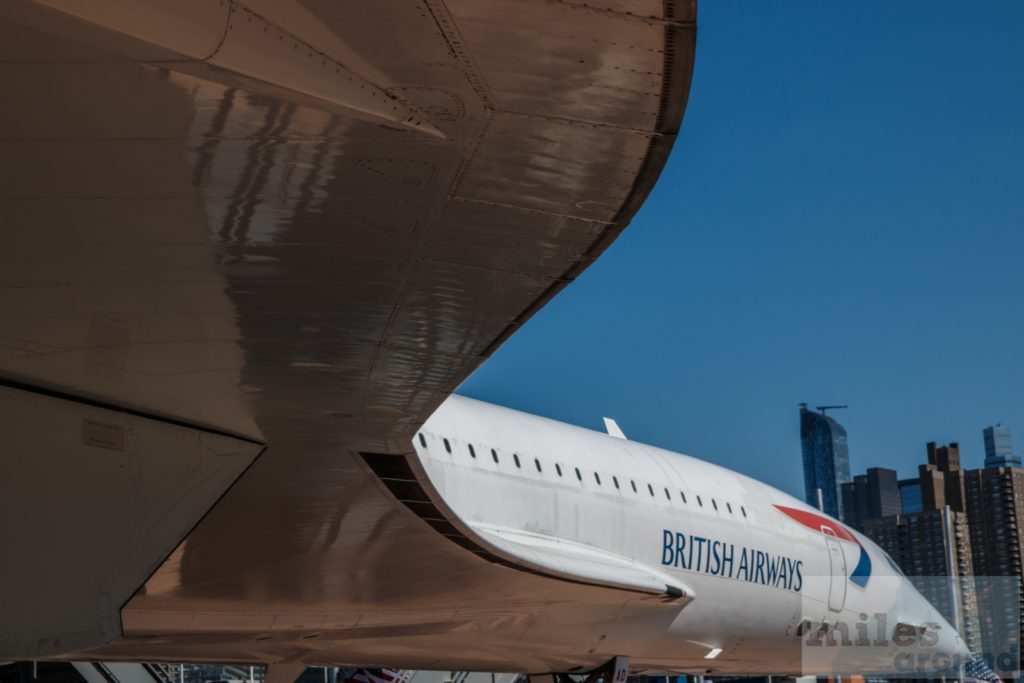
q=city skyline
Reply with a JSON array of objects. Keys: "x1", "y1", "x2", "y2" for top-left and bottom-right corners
[
  {"x1": 843, "y1": 434, "x2": 1024, "y2": 673},
  {"x1": 459, "y1": 1, "x2": 1024, "y2": 501}
]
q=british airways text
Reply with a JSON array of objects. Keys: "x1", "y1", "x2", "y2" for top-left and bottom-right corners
[{"x1": 661, "y1": 529, "x2": 804, "y2": 592}]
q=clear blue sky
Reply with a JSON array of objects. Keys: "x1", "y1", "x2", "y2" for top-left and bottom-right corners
[{"x1": 459, "y1": 1, "x2": 1024, "y2": 498}]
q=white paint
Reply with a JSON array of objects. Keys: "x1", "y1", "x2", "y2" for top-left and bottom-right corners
[
  {"x1": 410, "y1": 395, "x2": 970, "y2": 676},
  {"x1": 603, "y1": 417, "x2": 626, "y2": 440}
]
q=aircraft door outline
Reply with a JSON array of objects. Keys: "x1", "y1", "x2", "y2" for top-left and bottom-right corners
[{"x1": 821, "y1": 525, "x2": 847, "y2": 612}]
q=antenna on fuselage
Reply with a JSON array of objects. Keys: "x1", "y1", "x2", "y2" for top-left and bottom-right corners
[{"x1": 603, "y1": 417, "x2": 626, "y2": 440}]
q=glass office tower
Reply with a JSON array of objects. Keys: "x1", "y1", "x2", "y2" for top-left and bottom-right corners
[
  {"x1": 800, "y1": 403, "x2": 851, "y2": 519},
  {"x1": 983, "y1": 423, "x2": 1020, "y2": 468}
]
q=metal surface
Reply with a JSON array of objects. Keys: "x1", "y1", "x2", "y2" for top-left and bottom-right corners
[
  {"x1": 0, "y1": 0, "x2": 695, "y2": 670},
  {"x1": 0, "y1": 384, "x2": 262, "y2": 658}
]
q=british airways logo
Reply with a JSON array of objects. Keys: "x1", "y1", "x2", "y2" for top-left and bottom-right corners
[
  {"x1": 660, "y1": 530, "x2": 805, "y2": 592},
  {"x1": 773, "y1": 504, "x2": 872, "y2": 588}
]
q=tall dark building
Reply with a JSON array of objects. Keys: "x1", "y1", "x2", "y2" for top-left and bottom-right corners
[
  {"x1": 841, "y1": 467, "x2": 901, "y2": 531},
  {"x1": 919, "y1": 442, "x2": 966, "y2": 513},
  {"x1": 984, "y1": 423, "x2": 1021, "y2": 469},
  {"x1": 963, "y1": 465, "x2": 1024, "y2": 665},
  {"x1": 799, "y1": 403, "x2": 851, "y2": 519}
]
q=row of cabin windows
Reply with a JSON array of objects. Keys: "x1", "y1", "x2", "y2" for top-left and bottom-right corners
[{"x1": 420, "y1": 432, "x2": 747, "y2": 519}]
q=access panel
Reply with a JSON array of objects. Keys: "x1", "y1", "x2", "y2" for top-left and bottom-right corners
[{"x1": 0, "y1": 384, "x2": 262, "y2": 658}]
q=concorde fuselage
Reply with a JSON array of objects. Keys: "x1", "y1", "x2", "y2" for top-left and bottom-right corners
[{"x1": 410, "y1": 395, "x2": 969, "y2": 677}]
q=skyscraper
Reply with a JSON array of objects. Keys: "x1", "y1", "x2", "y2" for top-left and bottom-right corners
[
  {"x1": 919, "y1": 442, "x2": 966, "y2": 513},
  {"x1": 799, "y1": 403, "x2": 851, "y2": 519},
  {"x1": 963, "y1": 465, "x2": 1024, "y2": 665},
  {"x1": 840, "y1": 467, "x2": 901, "y2": 531},
  {"x1": 983, "y1": 423, "x2": 1021, "y2": 468}
]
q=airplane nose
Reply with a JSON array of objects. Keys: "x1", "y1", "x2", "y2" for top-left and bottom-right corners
[
  {"x1": 917, "y1": 594, "x2": 974, "y2": 676},
  {"x1": 936, "y1": 617, "x2": 971, "y2": 659},
  {"x1": 882, "y1": 578, "x2": 974, "y2": 678}
]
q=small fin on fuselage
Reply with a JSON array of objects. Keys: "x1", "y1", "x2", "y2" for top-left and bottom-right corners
[{"x1": 603, "y1": 417, "x2": 626, "y2": 439}]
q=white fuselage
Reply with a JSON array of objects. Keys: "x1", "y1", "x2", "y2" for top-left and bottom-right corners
[{"x1": 412, "y1": 395, "x2": 969, "y2": 677}]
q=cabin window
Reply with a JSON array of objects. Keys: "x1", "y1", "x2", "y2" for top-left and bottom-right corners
[
  {"x1": 680, "y1": 491, "x2": 687, "y2": 504},
  {"x1": 647, "y1": 484, "x2": 654, "y2": 497},
  {"x1": 513, "y1": 453, "x2": 521, "y2": 468},
  {"x1": 613, "y1": 476, "x2": 620, "y2": 489},
  {"x1": 664, "y1": 488, "x2": 671, "y2": 501},
  {"x1": 575, "y1": 467, "x2": 582, "y2": 482},
  {"x1": 468, "y1": 444, "x2": 476, "y2": 458},
  {"x1": 556, "y1": 464, "x2": 563, "y2": 477},
  {"x1": 697, "y1": 495, "x2": 703, "y2": 507},
  {"x1": 712, "y1": 499, "x2": 718, "y2": 511},
  {"x1": 631, "y1": 480, "x2": 638, "y2": 493},
  {"x1": 491, "y1": 448, "x2": 499, "y2": 464},
  {"x1": 727, "y1": 502, "x2": 733, "y2": 514},
  {"x1": 535, "y1": 458, "x2": 542, "y2": 473},
  {"x1": 418, "y1": 433, "x2": 426, "y2": 448},
  {"x1": 443, "y1": 438, "x2": 451, "y2": 454},
  {"x1": 741, "y1": 506, "x2": 747, "y2": 518},
  {"x1": 594, "y1": 472, "x2": 602, "y2": 485}
]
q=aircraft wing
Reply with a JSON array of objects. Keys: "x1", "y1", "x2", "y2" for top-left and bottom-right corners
[{"x1": 0, "y1": 0, "x2": 695, "y2": 670}]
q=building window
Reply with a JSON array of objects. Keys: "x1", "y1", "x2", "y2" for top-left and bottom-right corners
[
  {"x1": 556, "y1": 463, "x2": 563, "y2": 477},
  {"x1": 535, "y1": 458, "x2": 542, "y2": 473},
  {"x1": 613, "y1": 476, "x2": 620, "y2": 489},
  {"x1": 491, "y1": 448, "x2": 499, "y2": 464},
  {"x1": 443, "y1": 438, "x2": 451, "y2": 454},
  {"x1": 418, "y1": 433, "x2": 427, "y2": 448},
  {"x1": 468, "y1": 444, "x2": 476, "y2": 458},
  {"x1": 575, "y1": 467, "x2": 582, "y2": 481},
  {"x1": 513, "y1": 453, "x2": 521, "y2": 468},
  {"x1": 595, "y1": 472, "x2": 602, "y2": 485}
]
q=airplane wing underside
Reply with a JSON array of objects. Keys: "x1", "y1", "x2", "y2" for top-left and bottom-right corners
[{"x1": 0, "y1": 0, "x2": 695, "y2": 672}]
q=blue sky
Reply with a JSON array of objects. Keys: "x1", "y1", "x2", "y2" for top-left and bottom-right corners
[{"x1": 460, "y1": 1, "x2": 1024, "y2": 498}]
